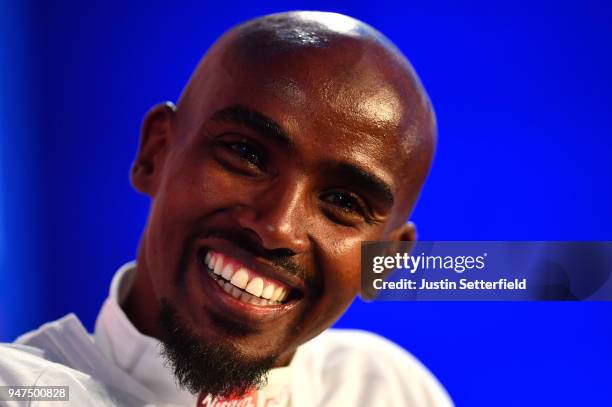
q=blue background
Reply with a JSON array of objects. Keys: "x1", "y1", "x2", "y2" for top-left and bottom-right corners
[{"x1": 1, "y1": 1, "x2": 611, "y2": 405}]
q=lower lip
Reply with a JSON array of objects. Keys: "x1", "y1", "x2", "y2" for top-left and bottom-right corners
[{"x1": 195, "y1": 257, "x2": 299, "y2": 323}]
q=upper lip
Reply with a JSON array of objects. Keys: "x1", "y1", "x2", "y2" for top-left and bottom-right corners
[{"x1": 198, "y1": 240, "x2": 307, "y2": 295}]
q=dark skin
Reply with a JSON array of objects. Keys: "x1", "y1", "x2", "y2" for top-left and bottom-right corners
[{"x1": 124, "y1": 12, "x2": 435, "y2": 371}]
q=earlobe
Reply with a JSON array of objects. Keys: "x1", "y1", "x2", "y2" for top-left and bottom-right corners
[{"x1": 130, "y1": 102, "x2": 177, "y2": 196}]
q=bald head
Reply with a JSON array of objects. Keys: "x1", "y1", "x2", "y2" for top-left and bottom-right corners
[{"x1": 175, "y1": 11, "x2": 435, "y2": 223}]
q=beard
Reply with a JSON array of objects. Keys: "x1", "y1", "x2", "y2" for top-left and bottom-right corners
[{"x1": 157, "y1": 298, "x2": 276, "y2": 398}]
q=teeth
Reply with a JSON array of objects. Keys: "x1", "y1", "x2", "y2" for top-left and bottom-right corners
[
  {"x1": 213, "y1": 254, "x2": 224, "y2": 275},
  {"x1": 245, "y1": 277, "x2": 264, "y2": 297},
  {"x1": 272, "y1": 286, "x2": 285, "y2": 302},
  {"x1": 214, "y1": 265, "x2": 223, "y2": 276},
  {"x1": 221, "y1": 264, "x2": 234, "y2": 280},
  {"x1": 230, "y1": 286, "x2": 242, "y2": 299},
  {"x1": 205, "y1": 251, "x2": 292, "y2": 304},
  {"x1": 261, "y1": 284, "x2": 275, "y2": 300},
  {"x1": 209, "y1": 253, "x2": 217, "y2": 269},
  {"x1": 230, "y1": 269, "x2": 249, "y2": 289},
  {"x1": 240, "y1": 292, "x2": 251, "y2": 303},
  {"x1": 215, "y1": 273, "x2": 283, "y2": 306}
]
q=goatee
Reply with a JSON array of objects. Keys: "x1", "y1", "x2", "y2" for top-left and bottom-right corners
[{"x1": 157, "y1": 299, "x2": 276, "y2": 398}]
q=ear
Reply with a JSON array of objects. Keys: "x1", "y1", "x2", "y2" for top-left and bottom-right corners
[
  {"x1": 383, "y1": 221, "x2": 417, "y2": 276},
  {"x1": 131, "y1": 102, "x2": 176, "y2": 196},
  {"x1": 388, "y1": 220, "x2": 417, "y2": 242},
  {"x1": 360, "y1": 222, "x2": 418, "y2": 301}
]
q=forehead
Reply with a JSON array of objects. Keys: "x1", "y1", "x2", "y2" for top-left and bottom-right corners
[
  {"x1": 226, "y1": 40, "x2": 407, "y2": 130},
  {"x1": 184, "y1": 43, "x2": 416, "y2": 181}
]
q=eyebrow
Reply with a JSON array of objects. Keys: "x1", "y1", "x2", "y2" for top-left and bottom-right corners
[
  {"x1": 334, "y1": 163, "x2": 395, "y2": 209},
  {"x1": 210, "y1": 105, "x2": 295, "y2": 150}
]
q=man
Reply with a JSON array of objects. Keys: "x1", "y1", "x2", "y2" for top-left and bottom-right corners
[{"x1": 0, "y1": 11, "x2": 452, "y2": 406}]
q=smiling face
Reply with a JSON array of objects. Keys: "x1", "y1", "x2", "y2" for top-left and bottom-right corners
[{"x1": 125, "y1": 11, "x2": 435, "y2": 397}]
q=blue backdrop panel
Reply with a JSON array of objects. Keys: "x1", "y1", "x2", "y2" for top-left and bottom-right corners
[{"x1": 1, "y1": 1, "x2": 611, "y2": 405}]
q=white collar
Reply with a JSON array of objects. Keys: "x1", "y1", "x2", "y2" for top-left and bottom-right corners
[{"x1": 94, "y1": 261, "x2": 197, "y2": 405}]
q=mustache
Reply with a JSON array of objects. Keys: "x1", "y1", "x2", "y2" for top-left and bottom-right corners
[{"x1": 198, "y1": 229, "x2": 308, "y2": 283}]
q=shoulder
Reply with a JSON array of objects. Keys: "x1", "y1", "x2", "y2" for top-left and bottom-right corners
[
  {"x1": 0, "y1": 342, "x2": 92, "y2": 387},
  {"x1": 0, "y1": 343, "x2": 50, "y2": 385},
  {"x1": 0, "y1": 343, "x2": 147, "y2": 407},
  {"x1": 0, "y1": 323, "x2": 151, "y2": 407},
  {"x1": 308, "y1": 328, "x2": 416, "y2": 356},
  {"x1": 300, "y1": 329, "x2": 432, "y2": 375},
  {"x1": 0, "y1": 313, "x2": 101, "y2": 389},
  {"x1": 294, "y1": 329, "x2": 453, "y2": 407}
]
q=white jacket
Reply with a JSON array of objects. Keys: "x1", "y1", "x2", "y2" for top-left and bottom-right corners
[{"x1": 0, "y1": 262, "x2": 453, "y2": 406}]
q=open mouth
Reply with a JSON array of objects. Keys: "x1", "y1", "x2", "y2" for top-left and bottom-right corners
[{"x1": 199, "y1": 249, "x2": 301, "y2": 307}]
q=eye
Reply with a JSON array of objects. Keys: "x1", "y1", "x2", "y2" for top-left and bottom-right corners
[
  {"x1": 212, "y1": 136, "x2": 268, "y2": 175},
  {"x1": 227, "y1": 141, "x2": 264, "y2": 168},
  {"x1": 322, "y1": 191, "x2": 360, "y2": 212},
  {"x1": 320, "y1": 190, "x2": 370, "y2": 225}
]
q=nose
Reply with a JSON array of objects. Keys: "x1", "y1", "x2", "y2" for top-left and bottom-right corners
[{"x1": 236, "y1": 179, "x2": 310, "y2": 255}]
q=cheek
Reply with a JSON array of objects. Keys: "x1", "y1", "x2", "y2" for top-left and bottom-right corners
[
  {"x1": 154, "y1": 150, "x2": 239, "y2": 223},
  {"x1": 325, "y1": 237, "x2": 363, "y2": 294},
  {"x1": 146, "y1": 147, "x2": 258, "y2": 248},
  {"x1": 294, "y1": 241, "x2": 363, "y2": 344},
  {"x1": 315, "y1": 237, "x2": 364, "y2": 318},
  {"x1": 144, "y1": 152, "x2": 234, "y2": 294},
  {"x1": 308, "y1": 229, "x2": 387, "y2": 329}
]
